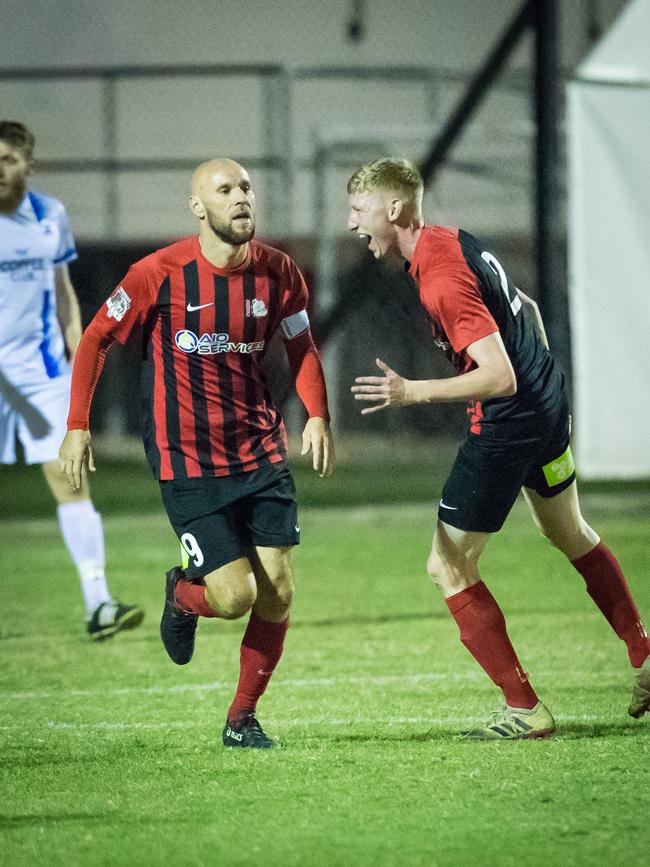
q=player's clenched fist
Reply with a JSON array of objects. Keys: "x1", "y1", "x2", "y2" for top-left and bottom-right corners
[
  {"x1": 59, "y1": 428, "x2": 95, "y2": 492},
  {"x1": 351, "y1": 358, "x2": 414, "y2": 415}
]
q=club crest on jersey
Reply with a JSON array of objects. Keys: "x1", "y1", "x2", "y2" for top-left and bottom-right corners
[
  {"x1": 246, "y1": 298, "x2": 268, "y2": 318},
  {"x1": 175, "y1": 329, "x2": 265, "y2": 355},
  {"x1": 106, "y1": 286, "x2": 131, "y2": 322}
]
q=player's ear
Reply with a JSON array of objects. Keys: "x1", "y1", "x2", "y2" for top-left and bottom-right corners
[
  {"x1": 387, "y1": 198, "x2": 403, "y2": 223},
  {"x1": 188, "y1": 195, "x2": 206, "y2": 220}
]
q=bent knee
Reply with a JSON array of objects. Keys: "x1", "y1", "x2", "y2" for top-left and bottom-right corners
[
  {"x1": 428, "y1": 535, "x2": 482, "y2": 596},
  {"x1": 206, "y1": 578, "x2": 257, "y2": 620},
  {"x1": 426, "y1": 550, "x2": 466, "y2": 595},
  {"x1": 217, "y1": 588, "x2": 257, "y2": 619},
  {"x1": 537, "y1": 519, "x2": 599, "y2": 560},
  {"x1": 273, "y1": 572, "x2": 295, "y2": 609},
  {"x1": 426, "y1": 549, "x2": 445, "y2": 585}
]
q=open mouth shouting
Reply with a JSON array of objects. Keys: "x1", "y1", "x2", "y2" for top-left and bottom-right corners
[{"x1": 356, "y1": 232, "x2": 376, "y2": 254}]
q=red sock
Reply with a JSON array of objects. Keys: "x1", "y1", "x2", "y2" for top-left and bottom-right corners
[
  {"x1": 228, "y1": 611, "x2": 289, "y2": 721},
  {"x1": 174, "y1": 579, "x2": 219, "y2": 618},
  {"x1": 446, "y1": 581, "x2": 539, "y2": 709},
  {"x1": 572, "y1": 542, "x2": 650, "y2": 668}
]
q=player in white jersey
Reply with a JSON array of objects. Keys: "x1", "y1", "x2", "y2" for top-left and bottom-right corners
[{"x1": 0, "y1": 120, "x2": 144, "y2": 639}]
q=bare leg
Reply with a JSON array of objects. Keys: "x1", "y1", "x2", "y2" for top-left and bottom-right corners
[
  {"x1": 522, "y1": 481, "x2": 599, "y2": 560},
  {"x1": 202, "y1": 557, "x2": 257, "y2": 619}
]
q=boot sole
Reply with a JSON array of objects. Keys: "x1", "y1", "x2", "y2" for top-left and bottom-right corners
[{"x1": 89, "y1": 608, "x2": 145, "y2": 641}]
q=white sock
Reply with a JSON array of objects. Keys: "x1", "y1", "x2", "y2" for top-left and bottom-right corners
[{"x1": 57, "y1": 500, "x2": 112, "y2": 617}]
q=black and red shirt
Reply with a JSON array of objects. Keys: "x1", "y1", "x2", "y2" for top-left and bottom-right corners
[
  {"x1": 409, "y1": 226, "x2": 563, "y2": 435},
  {"x1": 69, "y1": 237, "x2": 327, "y2": 479}
]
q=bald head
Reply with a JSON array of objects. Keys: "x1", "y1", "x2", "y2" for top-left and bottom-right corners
[
  {"x1": 191, "y1": 158, "x2": 244, "y2": 196},
  {"x1": 189, "y1": 158, "x2": 256, "y2": 246}
]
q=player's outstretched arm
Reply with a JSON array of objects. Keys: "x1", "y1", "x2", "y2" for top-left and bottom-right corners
[
  {"x1": 352, "y1": 336, "x2": 517, "y2": 413},
  {"x1": 301, "y1": 416, "x2": 335, "y2": 477},
  {"x1": 351, "y1": 358, "x2": 416, "y2": 414},
  {"x1": 59, "y1": 429, "x2": 95, "y2": 492}
]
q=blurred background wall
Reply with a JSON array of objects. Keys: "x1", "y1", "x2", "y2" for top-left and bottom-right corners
[
  {"x1": 1, "y1": 0, "x2": 641, "y2": 466},
  {"x1": 1, "y1": 0, "x2": 628, "y2": 240}
]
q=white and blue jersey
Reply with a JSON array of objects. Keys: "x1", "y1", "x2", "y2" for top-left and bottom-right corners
[{"x1": 0, "y1": 190, "x2": 77, "y2": 387}]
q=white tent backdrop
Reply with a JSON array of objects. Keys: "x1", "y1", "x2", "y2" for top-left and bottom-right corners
[{"x1": 567, "y1": 0, "x2": 650, "y2": 478}]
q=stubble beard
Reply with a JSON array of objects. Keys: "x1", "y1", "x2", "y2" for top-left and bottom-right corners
[
  {"x1": 206, "y1": 212, "x2": 255, "y2": 245},
  {"x1": 0, "y1": 175, "x2": 27, "y2": 214}
]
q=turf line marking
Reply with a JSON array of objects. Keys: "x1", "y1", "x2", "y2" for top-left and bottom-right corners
[
  {"x1": 0, "y1": 712, "x2": 607, "y2": 734},
  {"x1": 1, "y1": 671, "x2": 486, "y2": 702},
  {"x1": 1, "y1": 668, "x2": 628, "y2": 704}
]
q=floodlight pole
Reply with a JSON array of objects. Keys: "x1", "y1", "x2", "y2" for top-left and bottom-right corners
[
  {"x1": 418, "y1": 0, "x2": 572, "y2": 388},
  {"x1": 533, "y1": 0, "x2": 572, "y2": 388},
  {"x1": 419, "y1": 0, "x2": 534, "y2": 183}
]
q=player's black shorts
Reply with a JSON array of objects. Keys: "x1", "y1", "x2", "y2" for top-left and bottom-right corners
[
  {"x1": 438, "y1": 405, "x2": 576, "y2": 534},
  {"x1": 160, "y1": 462, "x2": 300, "y2": 579}
]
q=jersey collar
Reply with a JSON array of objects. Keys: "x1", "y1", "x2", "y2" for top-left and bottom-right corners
[{"x1": 192, "y1": 235, "x2": 253, "y2": 275}]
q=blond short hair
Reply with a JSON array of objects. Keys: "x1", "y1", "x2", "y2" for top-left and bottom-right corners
[{"x1": 347, "y1": 158, "x2": 423, "y2": 217}]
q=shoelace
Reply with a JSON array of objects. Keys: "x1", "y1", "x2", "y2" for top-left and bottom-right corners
[
  {"x1": 486, "y1": 707, "x2": 530, "y2": 734},
  {"x1": 239, "y1": 715, "x2": 270, "y2": 742}
]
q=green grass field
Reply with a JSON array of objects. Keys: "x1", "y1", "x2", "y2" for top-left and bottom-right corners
[{"x1": 1, "y1": 450, "x2": 649, "y2": 866}]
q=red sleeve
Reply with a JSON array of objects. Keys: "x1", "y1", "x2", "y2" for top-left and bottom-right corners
[
  {"x1": 67, "y1": 264, "x2": 154, "y2": 429},
  {"x1": 66, "y1": 322, "x2": 112, "y2": 429},
  {"x1": 95, "y1": 264, "x2": 155, "y2": 345},
  {"x1": 284, "y1": 330, "x2": 330, "y2": 422},
  {"x1": 420, "y1": 265, "x2": 498, "y2": 353},
  {"x1": 278, "y1": 257, "x2": 310, "y2": 338}
]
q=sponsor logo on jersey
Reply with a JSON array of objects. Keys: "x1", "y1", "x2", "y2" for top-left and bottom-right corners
[
  {"x1": 106, "y1": 286, "x2": 131, "y2": 321},
  {"x1": 0, "y1": 256, "x2": 47, "y2": 282},
  {"x1": 248, "y1": 298, "x2": 268, "y2": 318},
  {"x1": 174, "y1": 329, "x2": 265, "y2": 355}
]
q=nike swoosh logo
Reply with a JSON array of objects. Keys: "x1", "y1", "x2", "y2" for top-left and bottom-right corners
[
  {"x1": 294, "y1": 525, "x2": 300, "y2": 533},
  {"x1": 439, "y1": 500, "x2": 459, "y2": 510},
  {"x1": 186, "y1": 302, "x2": 213, "y2": 312}
]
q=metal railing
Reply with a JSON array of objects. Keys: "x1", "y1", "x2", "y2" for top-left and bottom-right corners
[{"x1": 0, "y1": 61, "x2": 531, "y2": 240}]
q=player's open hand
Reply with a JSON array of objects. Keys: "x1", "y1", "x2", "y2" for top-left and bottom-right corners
[
  {"x1": 58, "y1": 429, "x2": 95, "y2": 492},
  {"x1": 351, "y1": 358, "x2": 413, "y2": 414},
  {"x1": 301, "y1": 417, "x2": 335, "y2": 477}
]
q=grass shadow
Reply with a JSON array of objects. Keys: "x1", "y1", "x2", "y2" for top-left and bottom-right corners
[
  {"x1": 555, "y1": 720, "x2": 647, "y2": 739},
  {"x1": 0, "y1": 812, "x2": 110, "y2": 828}
]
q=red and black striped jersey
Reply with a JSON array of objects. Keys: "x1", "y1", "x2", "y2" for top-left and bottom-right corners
[
  {"x1": 409, "y1": 226, "x2": 564, "y2": 435},
  {"x1": 84, "y1": 236, "x2": 317, "y2": 479}
]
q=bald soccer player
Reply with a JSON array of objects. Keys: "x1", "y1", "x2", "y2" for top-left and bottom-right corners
[{"x1": 60, "y1": 159, "x2": 334, "y2": 749}]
